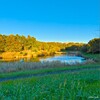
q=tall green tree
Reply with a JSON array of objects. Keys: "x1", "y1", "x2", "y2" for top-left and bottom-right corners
[{"x1": 88, "y1": 38, "x2": 100, "y2": 53}]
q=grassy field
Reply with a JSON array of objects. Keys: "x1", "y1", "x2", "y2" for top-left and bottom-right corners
[
  {"x1": 0, "y1": 69, "x2": 100, "y2": 99},
  {"x1": 0, "y1": 53, "x2": 100, "y2": 99}
]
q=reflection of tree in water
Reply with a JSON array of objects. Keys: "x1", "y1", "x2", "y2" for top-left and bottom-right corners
[{"x1": 23, "y1": 57, "x2": 40, "y2": 62}]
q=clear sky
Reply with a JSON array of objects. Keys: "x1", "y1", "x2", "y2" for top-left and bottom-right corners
[{"x1": 0, "y1": 0, "x2": 99, "y2": 43}]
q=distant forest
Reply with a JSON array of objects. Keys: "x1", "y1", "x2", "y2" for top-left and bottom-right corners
[{"x1": 0, "y1": 34, "x2": 100, "y2": 55}]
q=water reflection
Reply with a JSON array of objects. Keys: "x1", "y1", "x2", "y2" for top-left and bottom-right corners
[
  {"x1": 40, "y1": 55, "x2": 85, "y2": 64},
  {"x1": 0, "y1": 57, "x2": 40, "y2": 62},
  {"x1": 0, "y1": 54, "x2": 85, "y2": 64}
]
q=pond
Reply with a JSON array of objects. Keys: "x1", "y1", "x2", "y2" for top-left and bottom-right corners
[
  {"x1": 0, "y1": 54, "x2": 86, "y2": 64},
  {"x1": 40, "y1": 55, "x2": 86, "y2": 64}
]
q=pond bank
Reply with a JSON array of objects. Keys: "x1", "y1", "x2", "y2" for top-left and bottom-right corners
[
  {"x1": 0, "y1": 66, "x2": 100, "y2": 82},
  {"x1": 0, "y1": 51, "x2": 66, "y2": 62}
]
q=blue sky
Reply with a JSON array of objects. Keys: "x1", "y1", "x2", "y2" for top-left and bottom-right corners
[{"x1": 0, "y1": 0, "x2": 99, "y2": 43}]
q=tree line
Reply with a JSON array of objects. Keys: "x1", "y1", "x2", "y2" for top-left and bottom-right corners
[
  {"x1": 0, "y1": 34, "x2": 67, "y2": 56},
  {"x1": 0, "y1": 34, "x2": 99, "y2": 55},
  {"x1": 64, "y1": 38, "x2": 100, "y2": 54}
]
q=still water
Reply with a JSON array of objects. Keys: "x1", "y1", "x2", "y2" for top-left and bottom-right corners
[{"x1": 40, "y1": 55, "x2": 85, "y2": 64}]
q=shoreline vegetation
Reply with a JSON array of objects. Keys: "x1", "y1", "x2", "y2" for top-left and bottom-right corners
[
  {"x1": 0, "y1": 51, "x2": 67, "y2": 61},
  {"x1": 0, "y1": 51, "x2": 100, "y2": 73}
]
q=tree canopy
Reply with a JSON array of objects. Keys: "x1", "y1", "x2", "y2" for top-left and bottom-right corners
[{"x1": 0, "y1": 34, "x2": 99, "y2": 55}]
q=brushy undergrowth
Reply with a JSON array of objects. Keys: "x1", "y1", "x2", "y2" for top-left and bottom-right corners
[
  {"x1": 0, "y1": 70, "x2": 100, "y2": 100},
  {"x1": 0, "y1": 60, "x2": 96, "y2": 73},
  {"x1": 0, "y1": 61, "x2": 67, "y2": 73}
]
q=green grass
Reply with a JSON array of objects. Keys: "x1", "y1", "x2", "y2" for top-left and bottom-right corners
[{"x1": 0, "y1": 69, "x2": 100, "y2": 100}]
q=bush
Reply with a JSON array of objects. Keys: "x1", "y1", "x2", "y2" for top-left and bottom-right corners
[{"x1": 81, "y1": 44, "x2": 89, "y2": 53}]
